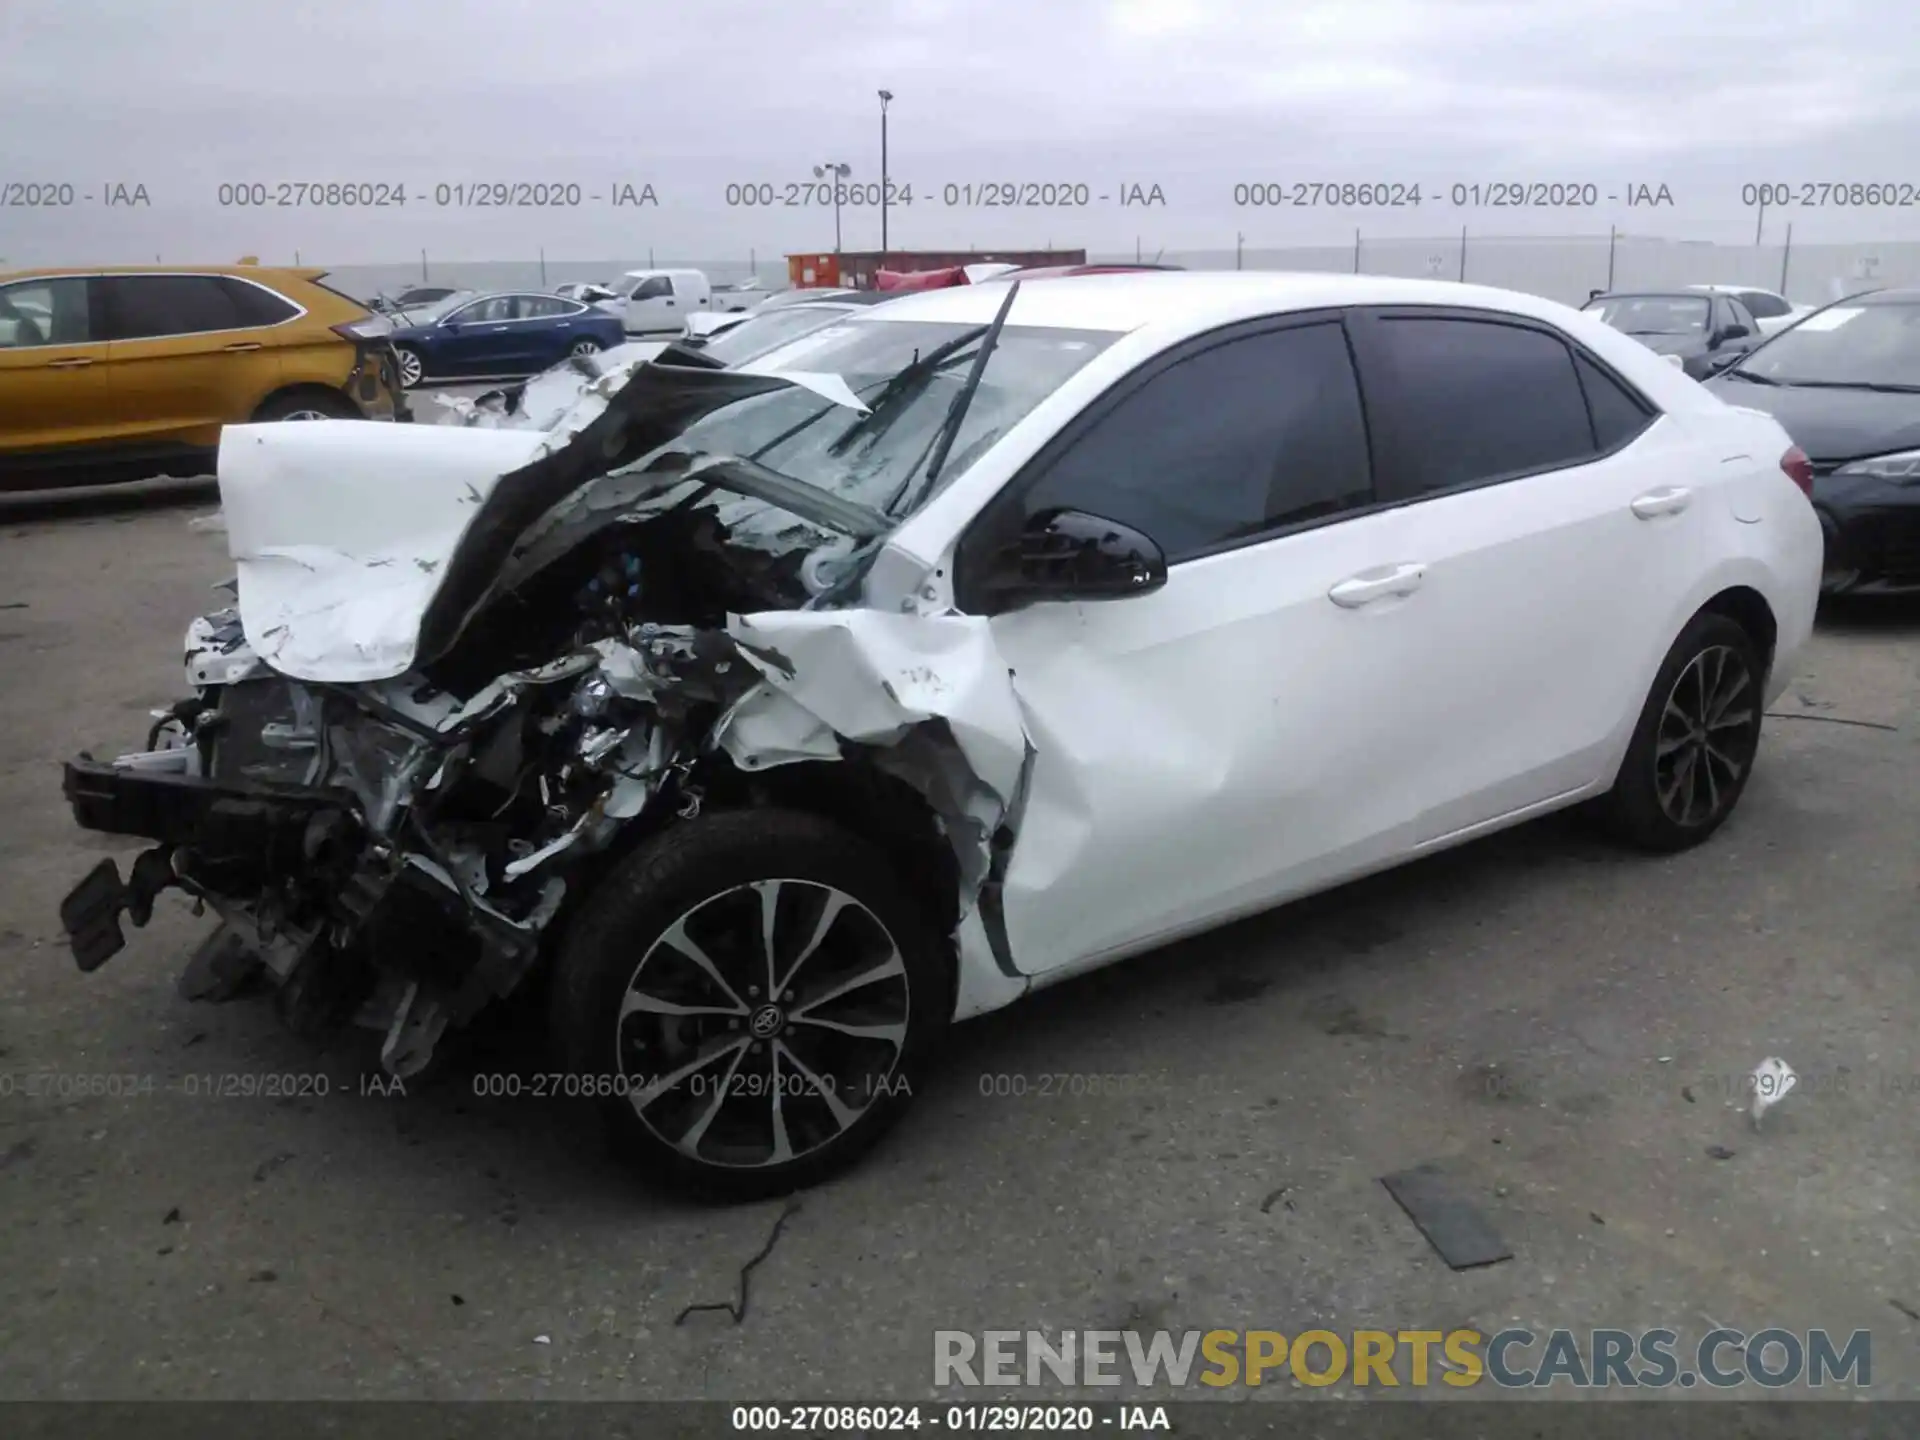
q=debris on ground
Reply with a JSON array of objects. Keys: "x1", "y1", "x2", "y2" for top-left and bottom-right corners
[
  {"x1": 162, "y1": 1207, "x2": 181, "y2": 1224},
  {"x1": 1260, "y1": 1185, "x2": 1294, "y2": 1214},
  {"x1": 675, "y1": 1197, "x2": 803, "y2": 1326},
  {"x1": 1380, "y1": 1163, "x2": 1512, "y2": 1270},
  {"x1": 186, "y1": 513, "x2": 227, "y2": 534},
  {"x1": 1749, "y1": 1057, "x2": 1797, "y2": 1127},
  {"x1": 1706, "y1": 1145, "x2": 1737, "y2": 1161}
]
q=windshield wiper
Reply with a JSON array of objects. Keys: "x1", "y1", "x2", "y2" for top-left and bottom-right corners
[
  {"x1": 885, "y1": 281, "x2": 1021, "y2": 515},
  {"x1": 826, "y1": 324, "x2": 989, "y2": 455},
  {"x1": 1772, "y1": 379, "x2": 1920, "y2": 393},
  {"x1": 1717, "y1": 366, "x2": 1777, "y2": 384}
]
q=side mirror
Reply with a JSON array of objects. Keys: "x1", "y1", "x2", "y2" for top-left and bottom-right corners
[{"x1": 982, "y1": 508, "x2": 1167, "y2": 608}]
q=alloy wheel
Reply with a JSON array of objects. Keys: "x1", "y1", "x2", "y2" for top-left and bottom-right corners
[
  {"x1": 615, "y1": 879, "x2": 911, "y2": 1170},
  {"x1": 1653, "y1": 644, "x2": 1758, "y2": 827},
  {"x1": 397, "y1": 349, "x2": 424, "y2": 387},
  {"x1": 569, "y1": 338, "x2": 601, "y2": 357},
  {"x1": 279, "y1": 408, "x2": 330, "y2": 421}
]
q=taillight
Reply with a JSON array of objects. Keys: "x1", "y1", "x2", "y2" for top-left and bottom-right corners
[{"x1": 1781, "y1": 445, "x2": 1814, "y2": 497}]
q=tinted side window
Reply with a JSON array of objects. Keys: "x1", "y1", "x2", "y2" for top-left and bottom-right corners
[
  {"x1": 453, "y1": 296, "x2": 514, "y2": 323},
  {"x1": 516, "y1": 295, "x2": 573, "y2": 318},
  {"x1": 1725, "y1": 298, "x2": 1758, "y2": 335},
  {"x1": 1740, "y1": 291, "x2": 1791, "y2": 319},
  {"x1": 632, "y1": 277, "x2": 673, "y2": 300},
  {"x1": 0, "y1": 277, "x2": 94, "y2": 348},
  {"x1": 101, "y1": 275, "x2": 248, "y2": 339},
  {"x1": 1014, "y1": 322, "x2": 1374, "y2": 563},
  {"x1": 1572, "y1": 352, "x2": 1654, "y2": 451},
  {"x1": 218, "y1": 278, "x2": 300, "y2": 326},
  {"x1": 1372, "y1": 318, "x2": 1594, "y2": 496}
]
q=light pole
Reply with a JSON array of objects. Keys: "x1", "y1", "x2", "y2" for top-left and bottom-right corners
[
  {"x1": 878, "y1": 89, "x2": 893, "y2": 257},
  {"x1": 814, "y1": 161, "x2": 851, "y2": 253}
]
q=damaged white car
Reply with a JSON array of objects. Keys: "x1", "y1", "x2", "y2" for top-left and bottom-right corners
[{"x1": 59, "y1": 273, "x2": 1821, "y2": 1199}]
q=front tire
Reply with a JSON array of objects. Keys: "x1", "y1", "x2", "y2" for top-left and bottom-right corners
[
  {"x1": 568, "y1": 338, "x2": 602, "y2": 358},
  {"x1": 394, "y1": 345, "x2": 425, "y2": 389},
  {"x1": 548, "y1": 809, "x2": 953, "y2": 1202},
  {"x1": 1596, "y1": 612, "x2": 1766, "y2": 852}
]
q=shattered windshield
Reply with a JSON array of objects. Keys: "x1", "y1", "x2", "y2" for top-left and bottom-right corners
[{"x1": 628, "y1": 318, "x2": 1121, "y2": 517}]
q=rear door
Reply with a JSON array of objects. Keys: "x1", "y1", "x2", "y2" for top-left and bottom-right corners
[
  {"x1": 97, "y1": 273, "x2": 283, "y2": 444},
  {"x1": 0, "y1": 275, "x2": 109, "y2": 467},
  {"x1": 1345, "y1": 307, "x2": 1709, "y2": 842},
  {"x1": 515, "y1": 294, "x2": 588, "y2": 370},
  {"x1": 958, "y1": 314, "x2": 1434, "y2": 975}
]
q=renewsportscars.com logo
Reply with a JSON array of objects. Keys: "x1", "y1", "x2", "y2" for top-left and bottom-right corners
[{"x1": 934, "y1": 1328, "x2": 1872, "y2": 1390}]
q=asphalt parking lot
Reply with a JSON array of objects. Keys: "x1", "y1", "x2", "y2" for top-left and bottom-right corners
[{"x1": 0, "y1": 484, "x2": 1915, "y2": 1405}]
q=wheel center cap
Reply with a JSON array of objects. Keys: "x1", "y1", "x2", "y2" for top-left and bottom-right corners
[{"x1": 749, "y1": 1004, "x2": 786, "y2": 1039}]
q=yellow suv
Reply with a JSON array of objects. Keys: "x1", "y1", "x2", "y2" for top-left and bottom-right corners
[{"x1": 0, "y1": 265, "x2": 409, "y2": 491}]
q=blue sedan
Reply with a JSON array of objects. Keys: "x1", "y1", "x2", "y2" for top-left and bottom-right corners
[{"x1": 387, "y1": 291, "x2": 627, "y2": 388}]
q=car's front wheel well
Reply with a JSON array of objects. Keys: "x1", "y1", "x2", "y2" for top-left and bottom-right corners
[
  {"x1": 706, "y1": 757, "x2": 964, "y2": 942},
  {"x1": 1696, "y1": 585, "x2": 1778, "y2": 679}
]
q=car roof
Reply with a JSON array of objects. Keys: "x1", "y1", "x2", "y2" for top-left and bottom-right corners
[
  {"x1": 0, "y1": 264, "x2": 333, "y2": 283},
  {"x1": 1585, "y1": 291, "x2": 1714, "y2": 302},
  {"x1": 1687, "y1": 283, "x2": 1775, "y2": 294},
  {"x1": 865, "y1": 271, "x2": 1619, "y2": 336},
  {"x1": 1835, "y1": 287, "x2": 1917, "y2": 306}
]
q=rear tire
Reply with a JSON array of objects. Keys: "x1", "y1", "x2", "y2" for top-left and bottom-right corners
[
  {"x1": 394, "y1": 345, "x2": 425, "y2": 389},
  {"x1": 254, "y1": 391, "x2": 356, "y2": 422},
  {"x1": 1595, "y1": 612, "x2": 1766, "y2": 853},
  {"x1": 548, "y1": 808, "x2": 952, "y2": 1202},
  {"x1": 568, "y1": 338, "x2": 602, "y2": 358}
]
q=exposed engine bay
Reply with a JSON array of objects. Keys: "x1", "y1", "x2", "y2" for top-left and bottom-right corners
[{"x1": 58, "y1": 354, "x2": 1034, "y2": 1079}]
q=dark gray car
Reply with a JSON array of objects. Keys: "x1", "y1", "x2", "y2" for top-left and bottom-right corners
[{"x1": 1581, "y1": 291, "x2": 1762, "y2": 379}]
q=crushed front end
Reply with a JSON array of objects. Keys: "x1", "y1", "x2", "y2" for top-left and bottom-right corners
[{"x1": 60, "y1": 603, "x2": 744, "y2": 1076}]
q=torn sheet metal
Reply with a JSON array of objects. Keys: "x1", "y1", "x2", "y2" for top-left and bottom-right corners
[
  {"x1": 218, "y1": 421, "x2": 548, "y2": 682},
  {"x1": 220, "y1": 360, "x2": 876, "y2": 686},
  {"x1": 713, "y1": 609, "x2": 1031, "y2": 902}
]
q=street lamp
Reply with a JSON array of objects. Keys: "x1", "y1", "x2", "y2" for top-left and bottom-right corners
[
  {"x1": 813, "y1": 161, "x2": 851, "y2": 253},
  {"x1": 878, "y1": 89, "x2": 893, "y2": 256}
]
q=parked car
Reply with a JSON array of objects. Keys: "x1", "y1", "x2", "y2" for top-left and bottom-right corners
[
  {"x1": 1581, "y1": 291, "x2": 1763, "y2": 378},
  {"x1": 56, "y1": 273, "x2": 1819, "y2": 1199},
  {"x1": 1689, "y1": 284, "x2": 1814, "y2": 336},
  {"x1": 369, "y1": 286, "x2": 464, "y2": 316},
  {"x1": 615, "y1": 269, "x2": 720, "y2": 335},
  {"x1": 386, "y1": 290, "x2": 626, "y2": 387},
  {"x1": 454, "y1": 293, "x2": 894, "y2": 429},
  {"x1": 0, "y1": 265, "x2": 407, "y2": 491},
  {"x1": 1706, "y1": 287, "x2": 1920, "y2": 594}
]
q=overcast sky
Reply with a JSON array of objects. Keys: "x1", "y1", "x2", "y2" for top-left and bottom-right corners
[{"x1": 4, "y1": 0, "x2": 1919, "y2": 266}]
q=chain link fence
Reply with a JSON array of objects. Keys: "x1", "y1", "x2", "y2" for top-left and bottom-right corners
[{"x1": 313, "y1": 233, "x2": 1916, "y2": 309}]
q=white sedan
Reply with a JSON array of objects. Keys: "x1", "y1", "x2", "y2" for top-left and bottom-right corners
[
  {"x1": 1688, "y1": 284, "x2": 1815, "y2": 335},
  {"x1": 60, "y1": 272, "x2": 1823, "y2": 1200}
]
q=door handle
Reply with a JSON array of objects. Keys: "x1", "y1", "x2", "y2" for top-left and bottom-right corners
[
  {"x1": 1630, "y1": 486, "x2": 1692, "y2": 519},
  {"x1": 1328, "y1": 562, "x2": 1426, "y2": 608},
  {"x1": 222, "y1": 341, "x2": 262, "y2": 352},
  {"x1": 45, "y1": 356, "x2": 94, "y2": 368}
]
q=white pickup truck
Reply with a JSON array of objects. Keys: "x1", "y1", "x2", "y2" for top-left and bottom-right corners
[{"x1": 613, "y1": 269, "x2": 763, "y2": 335}]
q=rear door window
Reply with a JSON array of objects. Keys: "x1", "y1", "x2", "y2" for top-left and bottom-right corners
[
  {"x1": 99, "y1": 275, "x2": 247, "y2": 340},
  {"x1": 1359, "y1": 314, "x2": 1598, "y2": 498}
]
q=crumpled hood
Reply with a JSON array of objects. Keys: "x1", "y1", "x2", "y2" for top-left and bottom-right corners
[{"x1": 220, "y1": 358, "x2": 874, "y2": 683}]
